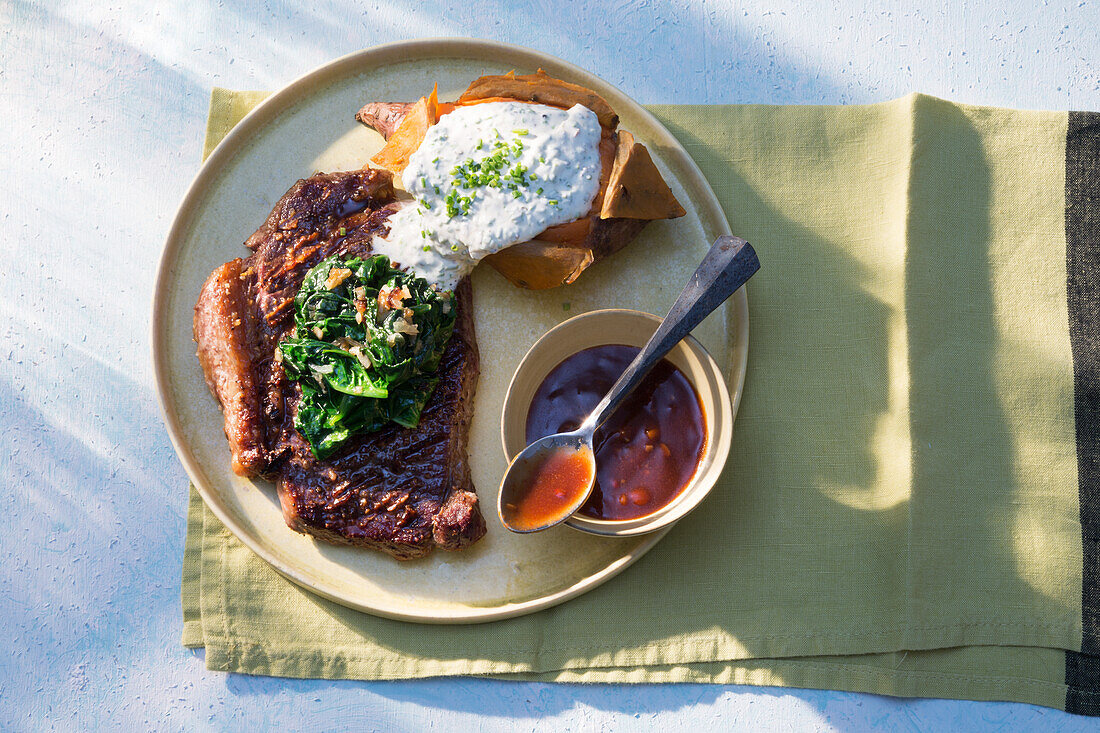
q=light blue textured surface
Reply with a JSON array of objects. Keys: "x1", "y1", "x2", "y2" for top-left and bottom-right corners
[{"x1": 4, "y1": 0, "x2": 1100, "y2": 729}]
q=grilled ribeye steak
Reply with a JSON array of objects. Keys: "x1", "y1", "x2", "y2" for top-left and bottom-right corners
[{"x1": 193, "y1": 167, "x2": 486, "y2": 560}]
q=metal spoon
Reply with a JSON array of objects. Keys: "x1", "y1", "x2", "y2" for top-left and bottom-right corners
[{"x1": 498, "y1": 235, "x2": 760, "y2": 533}]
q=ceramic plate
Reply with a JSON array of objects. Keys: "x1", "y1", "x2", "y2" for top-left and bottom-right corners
[{"x1": 152, "y1": 38, "x2": 748, "y2": 623}]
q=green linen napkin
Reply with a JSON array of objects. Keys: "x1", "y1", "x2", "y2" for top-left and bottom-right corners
[{"x1": 181, "y1": 88, "x2": 1100, "y2": 716}]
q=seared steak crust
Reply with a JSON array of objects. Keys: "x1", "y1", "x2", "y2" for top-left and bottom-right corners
[
  {"x1": 193, "y1": 167, "x2": 486, "y2": 560},
  {"x1": 194, "y1": 258, "x2": 266, "y2": 476}
]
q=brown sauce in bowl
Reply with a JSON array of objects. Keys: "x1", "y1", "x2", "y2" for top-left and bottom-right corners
[{"x1": 524, "y1": 344, "x2": 707, "y2": 521}]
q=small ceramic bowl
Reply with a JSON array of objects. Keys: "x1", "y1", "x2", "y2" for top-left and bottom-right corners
[{"x1": 501, "y1": 309, "x2": 734, "y2": 537}]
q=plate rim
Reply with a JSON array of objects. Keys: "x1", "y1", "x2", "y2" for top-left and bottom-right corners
[{"x1": 151, "y1": 37, "x2": 749, "y2": 624}]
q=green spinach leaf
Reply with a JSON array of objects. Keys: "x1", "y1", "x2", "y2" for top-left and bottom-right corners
[{"x1": 279, "y1": 254, "x2": 457, "y2": 459}]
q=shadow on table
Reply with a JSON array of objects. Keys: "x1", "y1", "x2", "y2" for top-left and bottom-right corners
[{"x1": 221, "y1": 673, "x2": 727, "y2": 717}]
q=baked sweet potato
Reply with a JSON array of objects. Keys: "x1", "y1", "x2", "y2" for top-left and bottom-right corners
[{"x1": 358, "y1": 71, "x2": 685, "y2": 289}]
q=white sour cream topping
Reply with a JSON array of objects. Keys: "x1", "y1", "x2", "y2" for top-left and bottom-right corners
[{"x1": 372, "y1": 101, "x2": 603, "y2": 289}]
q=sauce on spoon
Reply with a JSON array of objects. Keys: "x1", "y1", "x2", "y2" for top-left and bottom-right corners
[{"x1": 499, "y1": 446, "x2": 595, "y2": 532}]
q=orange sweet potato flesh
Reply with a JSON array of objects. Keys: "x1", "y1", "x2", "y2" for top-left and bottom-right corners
[
  {"x1": 370, "y1": 85, "x2": 440, "y2": 174},
  {"x1": 365, "y1": 73, "x2": 685, "y2": 289}
]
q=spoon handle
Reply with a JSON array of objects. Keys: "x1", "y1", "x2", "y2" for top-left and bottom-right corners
[{"x1": 581, "y1": 235, "x2": 759, "y2": 433}]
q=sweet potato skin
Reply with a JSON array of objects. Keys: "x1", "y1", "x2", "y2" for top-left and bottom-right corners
[
  {"x1": 457, "y1": 70, "x2": 619, "y2": 129},
  {"x1": 601, "y1": 129, "x2": 687, "y2": 221},
  {"x1": 484, "y1": 217, "x2": 648, "y2": 289},
  {"x1": 355, "y1": 102, "x2": 413, "y2": 140}
]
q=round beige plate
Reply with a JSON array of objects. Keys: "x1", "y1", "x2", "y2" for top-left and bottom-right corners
[{"x1": 153, "y1": 38, "x2": 749, "y2": 623}]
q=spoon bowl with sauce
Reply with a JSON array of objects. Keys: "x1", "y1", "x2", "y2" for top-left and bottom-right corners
[
  {"x1": 498, "y1": 235, "x2": 760, "y2": 533},
  {"x1": 497, "y1": 434, "x2": 596, "y2": 533}
]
